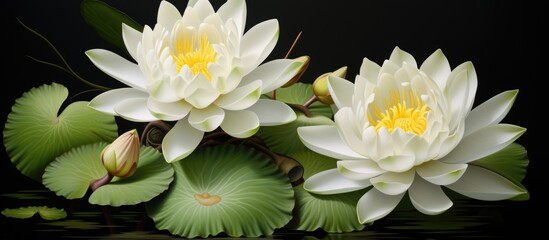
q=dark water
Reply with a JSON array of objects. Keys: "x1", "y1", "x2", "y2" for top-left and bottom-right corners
[{"x1": 0, "y1": 187, "x2": 529, "y2": 240}]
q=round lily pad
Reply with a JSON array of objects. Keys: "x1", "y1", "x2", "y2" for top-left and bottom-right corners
[
  {"x1": 42, "y1": 142, "x2": 174, "y2": 206},
  {"x1": 287, "y1": 150, "x2": 367, "y2": 233},
  {"x1": 1, "y1": 206, "x2": 67, "y2": 220},
  {"x1": 145, "y1": 144, "x2": 295, "y2": 238},
  {"x1": 3, "y1": 82, "x2": 118, "y2": 181}
]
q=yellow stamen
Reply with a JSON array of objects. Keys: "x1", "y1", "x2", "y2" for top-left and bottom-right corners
[
  {"x1": 172, "y1": 34, "x2": 217, "y2": 80},
  {"x1": 369, "y1": 89, "x2": 429, "y2": 135}
]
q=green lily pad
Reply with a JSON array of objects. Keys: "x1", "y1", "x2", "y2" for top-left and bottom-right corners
[
  {"x1": 146, "y1": 144, "x2": 295, "y2": 238},
  {"x1": 3, "y1": 82, "x2": 118, "y2": 181},
  {"x1": 271, "y1": 82, "x2": 334, "y2": 118},
  {"x1": 1, "y1": 206, "x2": 67, "y2": 220},
  {"x1": 287, "y1": 150, "x2": 366, "y2": 233},
  {"x1": 42, "y1": 142, "x2": 174, "y2": 206},
  {"x1": 256, "y1": 113, "x2": 334, "y2": 155}
]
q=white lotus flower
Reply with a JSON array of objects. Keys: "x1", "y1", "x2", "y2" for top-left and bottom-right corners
[
  {"x1": 86, "y1": 0, "x2": 301, "y2": 163},
  {"x1": 298, "y1": 47, "x2": 526, "y2": 224}
]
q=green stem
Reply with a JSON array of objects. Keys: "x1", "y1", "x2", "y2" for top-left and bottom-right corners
[{"x1": 89, "y1": 173, "x2": 113, "y2": 191}]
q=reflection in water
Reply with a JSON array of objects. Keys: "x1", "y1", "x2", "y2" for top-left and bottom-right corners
[{"x1": 1, "y1": 188, "x2": 509, "y2": 239}]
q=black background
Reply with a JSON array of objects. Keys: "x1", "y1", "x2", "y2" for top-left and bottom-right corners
[{"x1": 2, "y1": 0, "x2": 544, "y2": 238}]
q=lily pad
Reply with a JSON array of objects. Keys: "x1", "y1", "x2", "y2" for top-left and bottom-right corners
[
  {"x1": 1, "y1": 206, "x2": 66, "y2": 220},
  {"x1": 256, "y1": 113, "x2": 334, "y2": 155},
  {"x1": 42, "y1": 142, "x2": 174, "y2": 206},
  {"x1": 146, "y1": 144, "x2": 295, "y2": 238},
  {"x1": 271, "y1": 82, "x2": 334, "y2": 118},
  {"x1": 287, "y1": 150, "x2": 366, "y2": 233},
  {"x1": 471, "y1": 143, "x2": 528, "y2": 187},
  {"x1": 3, "y1": 82, "x2": 118, "y2": 181}
]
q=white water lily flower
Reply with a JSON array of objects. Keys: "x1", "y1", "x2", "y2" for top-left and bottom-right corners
[
  {"x1": 298, "y1": 47, "x2": 526, "y2": 224},
  {"x1": 86, "y1": 0, "x2": 301, "y2": 163}
]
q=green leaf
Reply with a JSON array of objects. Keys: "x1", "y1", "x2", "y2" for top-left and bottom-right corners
[
  {"x1": 271, "y1": 82, "x2": 334, "y2": 118},
  {"x1": 3, "y1": 83, "x2": 118, "y2": 181},
  {"x1": 286, "y1": 150, "x2": 366, "y2": 233},
  {"x1": 470, "y1": 143, "x2": 529, "y2": 200},
  {"x1": 256, "y1": 113, "x2": 334, "y2": 155},
  {"x1": 80, "y1": 0, "x2": 143, "y2": 54},
  {"x1": 146, "y1": 144, "x2": 295, "y2": 238},
  {"x1": 42, "y1": 142, "x2": 174, "y2": 206},
  {"x1": 2, "y1": 206, "x2": 67, "y2": 220}
]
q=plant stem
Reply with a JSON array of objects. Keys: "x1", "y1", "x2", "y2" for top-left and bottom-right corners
[{"x1": 89, "y1": 173, "x2": 113, "y2": 191}]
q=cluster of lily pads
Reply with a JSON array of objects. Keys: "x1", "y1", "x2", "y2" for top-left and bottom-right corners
[{"x1": 2, "y1": 0, "x2": 529, "y2": 238}]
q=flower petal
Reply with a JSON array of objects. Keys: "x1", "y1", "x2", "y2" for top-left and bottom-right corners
[
  {"x1": 359, "y1": 57, "x2": 381, "y2": 84},
  {"x1": 247, "y1": 99, "x2": 296, "y2": 126},
  {"x1": 444, "y1": 68, "x2": 471, "y2": 129},
  {"x1": 157, "y1": 0, "x2": 181, "y2": 30},
  {"x1": 148, "y1": 76, "x2": 182, "y2": 103},
  {"x1": 122, "y1": 24, "x2": 143, "y2": 61},
  {"x1": 441, "y1": 124, "x2": 526, "y2": 164},
  {"x1": 370, "y1": 170, "x2": 414, "y2": 195},
  {"x1": 408, "y1": 177, "x2": 453, "y2": 215},
  {"x1": 183, "y1": 74, "x2": 220, "y2": 109},
  {"x1": 147, "y1": 99, "x2": 192, "y2": 121},
  {"x1": 220, "y1": 110, "x2": 259, "y2": 138},
  {"x1": 446, "y1": 165, "x2": 527, "y2": 200},
  {"x1": 188, "y1": 106, "x2": 225, "y2": 132},
  {"x1": 297, "y1": 125, "x2": 366, "y2": 160},
  {"x1": 445, "y1": 61, "x2": 478, "y2": 121},
  {"x1": 389, "y1": 46, "x2": 417, "y2": 68},
  {"x1": 416, "y1": 161, "x2": 467, "y2": 185},
  {"x1": 304, "y1": 169, "x2": 371, "y2": 194},
  {"x1": 337, "y1": 160, "x2": 385, "y2": 181},
  {"x1": 191, "y1": 0, "x2": 215, "y2": 20},
  {"x1": 240, "y1": 19, "x2": 278, "y2": 73},
  {"x1": 241, "y1": 59, "x2": 303, "y2": 93},
  {"x1": 377, "y1": 155, "x2": 416, "y2": 173},
  {"x1": 334, "y1": 107, "x2": 368, "y2": 156},
  {"x1": 357, "y1": 188, "x2": 404, "y2": 224},
  {"x1": 88, "y1": 88, "x2": 149, "y2": 115},
  {"x1": 215, "y1": 80, "x2": 261, "y2": 110},
  {"x1": 328, "y1": 76, "x2": 354, "y2": 109},
  {"x1": 114, "y1": 98, "x2": 159, "y2": 122},
  {"x1": 419, "y1": 49, "x2": 451, "y2": 90},
  {"x1": 218, "y1": 0, "x2": 246, "y2": 35},
  {"x1": 86, "y1": 49, "x2": 147, "y2": 91},
  {"x1": 162, "y1": 119, "x2": 204, "y2": 163},
  {"x1": 464, "y1": 90, "x2": 518, "y2": 137}
]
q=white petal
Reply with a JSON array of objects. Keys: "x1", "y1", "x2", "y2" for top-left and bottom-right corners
[
  {"x1": 334, "y1": 107, "x2": 368, "y2": 156},
  {"x1": 162, "y1": 119, "x2": 204, "y2": 163},
  {"x1": 357, "y1": 188, "x2": 404, "y2": 224},
  {"x1": 304, "y1": 169, "x2": 371, "y2": 194},
  {"x1": 408, "y1": 177, "x2": 453, "y2": 215},
  {"x1": 192, "y1": 0, "x2": 215, "y2": 20},
  {"x1": 419, "y1": 49, "x2": 451, "y2": 90},
  {"x1": 147, "y1": 99, "x2": 192, "y2": 121},
  {"x1": 215, "y1": 80, "x2": 261, "y2": 110},
  {"x1": 389, "y1": 46, "x2": 417, "y2": 68},
  {"x1": 416, "y1": 161, "x2": 467, "y2": 185},
  {"x1": 122, "y1": 24, "x2": 142, "y2": 61},
  {"x1": 214, "y1": 67, "x2": 243, "y2": 94},
  {"x1": 114, "y1": 98, "x2": 159, "y2": 122},
  {"x1": 148, "y1": 77, "x2": 181, "y2": 102},
  {"x1": 241, "y1": 59, "x2": 302, "y2": 93},
  {"x1": 370, "y1": 170, "x2": 415, "y2": 195},
  {"x1": 240, "y1": 19, "x2": 278, "y2": 73},
  {"x1": 377, "y1": 155, "x2": 416, "y2": 173},
  {"x1": 337, "y1": 160, "x2": 385, "y2": 180},
  {"x1": 359, "y1": 57, "x2": 381, "y2": 84},
  {"x1": 445, "y1": 61, "x2": 477, "y2": 117},
  {"x1": 218, "y1": 0, "x2": 246, "y2": 35},
  {"x1": 86, "y1": 49, "x2": 147, "y2": 91},
  {"x1": 247, "y1": 99, "x2": 296, "y2": 126},
  {"x1": 464, "y1": 90, "x2": 518, "y2": 137},
  {"x1": 220, "y1": 110, "x2": 259, "y2": 138},
  {"x1": 297, "y1": 125, "x2": 366, "y2": 160},
  {"x1": 157, "y1": 0, "x2": 181, "y2": 30},
  {"x1": 328, "y1": 76, "x2": 354, "y2": 109},
  {"x1": 441, "y1": 124, "x2": 526, "y2": 164},
  {"x1": 444, "y1": 69, "x2": 470, "y2": 129},
  {"x1": 183, "y1": 74, "x2": 220, "y2": 109},
  {"x1": 446, "y1": 165, "x2": 527, "y2": 200},
  {"x1": 188, "y1": 106, "x2": 225, "y2": 132},
  {"x1": 88, "y1": 88, "x2": 148, "y2": 115}
]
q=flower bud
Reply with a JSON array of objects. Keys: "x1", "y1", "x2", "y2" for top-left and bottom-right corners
[
  {"x1": 101, "y1": 129, "x2": 140, "y2": 178},
  {"x1": 282, "y1": 55, "x2": 311, "y2": 88},
  {"x1": 312, "y1": 66, "x2": 347, "y2": 104}
]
